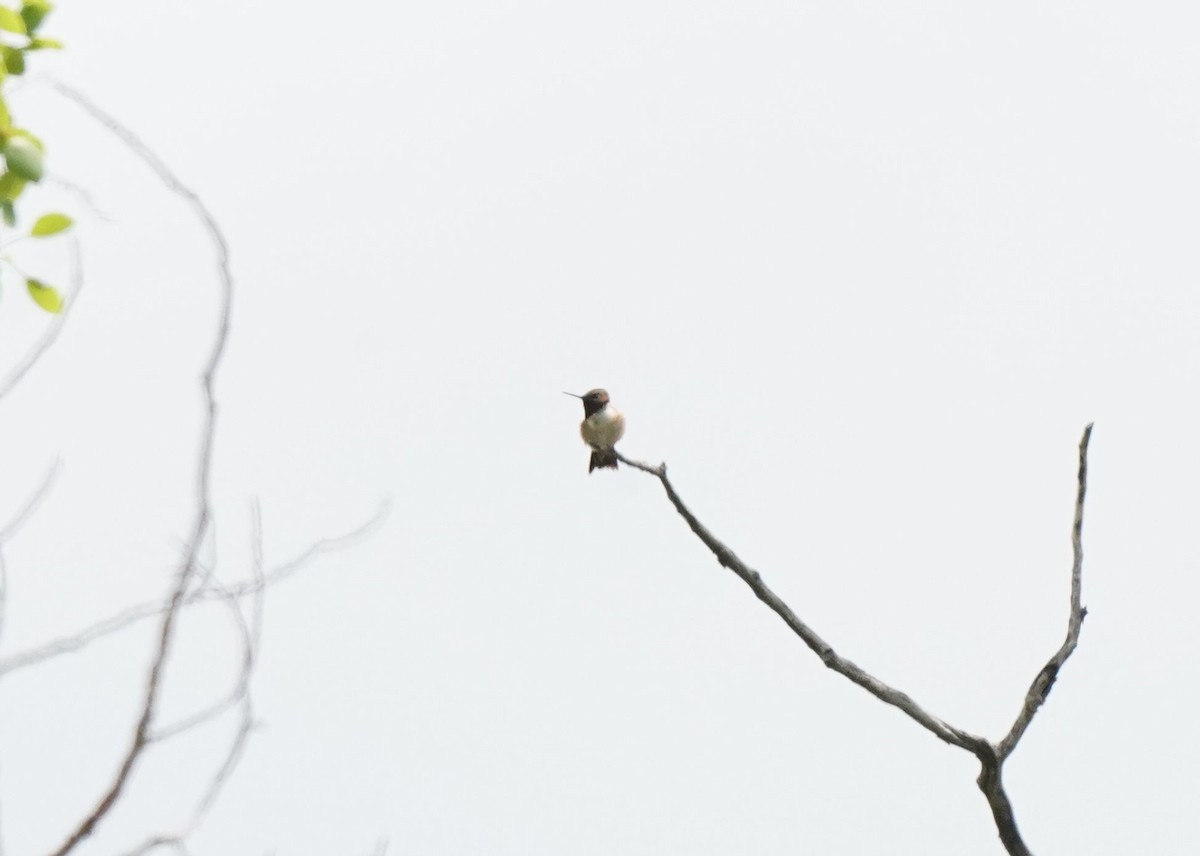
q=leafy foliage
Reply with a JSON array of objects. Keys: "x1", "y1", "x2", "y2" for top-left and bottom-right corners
[{"x1": 0, "y1": 1, "x2": 71, "y2": 312}]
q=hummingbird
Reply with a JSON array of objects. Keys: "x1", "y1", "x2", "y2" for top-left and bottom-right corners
[{"x1": 564, "y1": 388, "x2": 625, "y2": 473}]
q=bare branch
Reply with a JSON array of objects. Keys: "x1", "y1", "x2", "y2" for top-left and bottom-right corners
[
  {"x1": 0, "y1": 238, "x2": 83, "y2": 403},
  {"x1": 969, "y1": 424, "x2": 1094, "y2": 855},
  {"x1": 115, "y1": 504, "x2": 268, "y2": 856},
  {"x1": 615, "y1": 422, "x2": 1095, "y2": 856},
  {"x1": 612, "y1": 451, "x2": 989, "y2": 754},
  {"x1": 115, "y1": 837, "x2": 190, "y2": 856},
  {"x1": 0, "y1": 459, "x2": 61, "y2": 544},
  {"x1": 10, "y1": 67, "x2": 386, "y2": 856},
  {"x1": 997, "y1": 423, "x2": 1093, "y2": 760},
  {"x1": 0, "y1": 459, "x2": 62, "y2": 648},
  {"x1": 45, "y1": 174, "x2": 116, "y2": 222},
  {"x1": 45, "y1": 83, "x2": 234, "y2": 856},
  {"x1": 0, "y1": 499, "x2": 388, "y2": 678},
  {"x1": 149, "y1": 575, "x2": 255, "y2": 742},
  {"x1": 190, "y1": 506, "x2": 266, "y2": 824}
]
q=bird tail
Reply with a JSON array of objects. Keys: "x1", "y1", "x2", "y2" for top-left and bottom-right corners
[{"x1": 589, "y1": 449, "x2": 619, "y2": 473}]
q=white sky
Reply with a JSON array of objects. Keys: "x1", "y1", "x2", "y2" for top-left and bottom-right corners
[{"x1": 0, "y1": 1, "x2": 1198, "y2": 854}]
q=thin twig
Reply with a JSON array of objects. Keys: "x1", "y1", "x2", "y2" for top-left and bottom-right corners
[
  {"x1": 0, "y1": 237, "x2": 83, "y2": 403},
  {"x1": 0, "y1": 459, "x2": 62, "y2": 648},
  {"x1": 997, "y1": 423, "x2": 1093, "y2": 760},
  {"x1": 45, "y1": 82, "x2": 234, "y2": 856},
  {"x1": 45, "y1": 174, "x2": 115, "y2": 222},
  {"x1": 116, "y1": 504, "x2": 269, "y2": 856},
  {"x1": 0, "y1": 459, "x2": 61, "y2": 543},
  {"x1": 148, "y1": 574, "x2": 254, "y2": 743},
  {"x1": 188, "y1": 502, "x2": 267, "y2": 823},
  {"x1": 0, "y1": 499, "x2": 388, "y2": 677}
]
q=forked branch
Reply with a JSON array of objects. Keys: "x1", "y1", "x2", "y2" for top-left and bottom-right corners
[{"x1": 613, "y1": 422, "x2": 1094, "y2": 856}]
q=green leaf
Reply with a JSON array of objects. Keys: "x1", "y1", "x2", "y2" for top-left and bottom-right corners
[
  {"x1": 0, "y1": 170, "x2": 27, "y2": 202},
  {"x1": 0, "y1": 97, "x2": 10, "y2": 132},
  {"x1": 30, "y1": 212, "x2": 70, "y2": 236},
  {"x1": 0, "y1": 8, "x2": 27, "y2": 34},
  {"x1": 1, "y1": 46, "x2": 25, "y2": 76},
  {"x1": 26, "y1": 36, "x2": 62, "y2": 50},
  {"x1": 1, "y1": 200, "x2": 13, "y2": 227},
  {"x1": 4, "y1": 136, "x2": 42, "y2": 181},
  {"x1": 20, "y1": 1, "x2": 53, "y2": 33},
  {"x1": 26, "y1": 277, "x2": 62, "y2": 313}
]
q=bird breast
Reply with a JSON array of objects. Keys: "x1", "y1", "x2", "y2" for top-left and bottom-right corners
[{"x1": 581, "y1": 407, "x2": 625, "y2": 449}]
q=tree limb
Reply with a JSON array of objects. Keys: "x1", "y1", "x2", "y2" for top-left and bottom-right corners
[
  {"x1": 612, "y1": 422, "x2": 1095, "y2": 856},
  {"x1": 45, "y1": 83, "x2": 233, "y2": 856},
  {"x1": 612, "y1": 450, "x2": 989, "y2": 754}
]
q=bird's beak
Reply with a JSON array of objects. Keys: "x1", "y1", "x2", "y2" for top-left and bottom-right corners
[{"x1": 562, "y1": 391, "x2": 583, "y2": 398}]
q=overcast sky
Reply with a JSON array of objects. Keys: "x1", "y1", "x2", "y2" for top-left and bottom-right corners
[{"x1": 0, "y1": 2, "x2": 1198, "y2": 854}]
